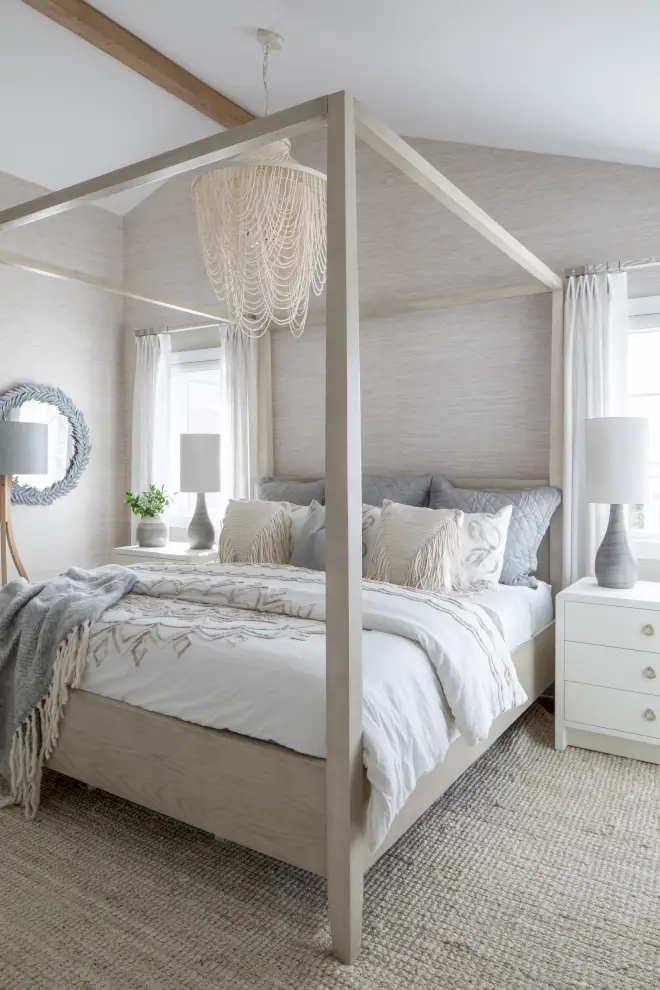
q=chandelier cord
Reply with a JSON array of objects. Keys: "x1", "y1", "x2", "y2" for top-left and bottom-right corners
[{"x1": 262, "y1": 42, "x2": 271, "y2": 116}]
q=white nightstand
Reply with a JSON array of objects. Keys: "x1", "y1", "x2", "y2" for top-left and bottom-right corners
[
  {"x1": 111, "y1": 543, "x2": 218, "y2": 567},
  {"x1": 556, "y1": 577, "x2": 660, "y2": 765}
]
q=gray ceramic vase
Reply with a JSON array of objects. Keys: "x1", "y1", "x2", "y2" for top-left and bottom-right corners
[
  {"x1": 595, "y1": 504, "x2": 637, "y2": 589},
  {"x1": 136, "y1": 514, "x2": 168, "y2": 548},
  {"x1": 187, "y1": 493, "x2": 216, "y2": 550}
]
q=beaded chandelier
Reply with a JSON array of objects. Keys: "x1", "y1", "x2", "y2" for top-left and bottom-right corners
[{"x1": 192, "y1": 31, "x2": 327, "y2": 337}]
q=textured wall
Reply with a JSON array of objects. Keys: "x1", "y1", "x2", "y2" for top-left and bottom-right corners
[
  {"x1": 0, "y1": 171, "x2": 127, "y2": 579},
  {"x1": 122, "y1": 134, "x2": 660, "y2": 481}
]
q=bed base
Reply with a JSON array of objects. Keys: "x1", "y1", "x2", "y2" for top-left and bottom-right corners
[{"x1": 47, "y1": 623, "x2": 554, "y2": 886}]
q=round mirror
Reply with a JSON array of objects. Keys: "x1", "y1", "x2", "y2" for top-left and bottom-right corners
[
  {"x1": 0, "y1": 384, "x2": 91, "y2": 505},
  {"x1": 12, "y1": 400, "x2": 73, "y2": 488}
]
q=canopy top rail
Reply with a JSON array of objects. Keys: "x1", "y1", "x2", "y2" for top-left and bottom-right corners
[{"x1": 0, "y1": 90, "x2": 561, "y2": 300}]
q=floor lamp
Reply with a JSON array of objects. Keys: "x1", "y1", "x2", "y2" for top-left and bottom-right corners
[{"x1": 0, "y1": 421, "x2": 48, "y2": 585}]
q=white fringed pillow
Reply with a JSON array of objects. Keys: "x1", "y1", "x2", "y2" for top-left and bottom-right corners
[
  {"x1": 367, "y1": 500, "x2": 464, "y2": 593},
  {"x1": 218, "y1": 499, "x2": 290, "y2": 564}
]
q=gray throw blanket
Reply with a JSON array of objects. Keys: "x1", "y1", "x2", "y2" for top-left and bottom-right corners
[{"x1": 0, "y1": 564, "x2": 136, "y2": 814}]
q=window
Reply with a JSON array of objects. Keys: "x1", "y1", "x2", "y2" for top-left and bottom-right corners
[
  {"x1": 628, "y1": 297, "x2": 660, "y2": 545},
  {"x1": 168, "y1": 347, "x2": 226, "y2": 531}
]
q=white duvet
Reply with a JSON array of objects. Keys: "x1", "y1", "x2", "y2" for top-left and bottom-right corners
[{"x1": 84, "y1": 563, "x2": 527, "y2": 848}]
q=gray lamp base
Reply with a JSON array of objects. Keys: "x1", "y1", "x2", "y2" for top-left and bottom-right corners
[
  {"x1": 187, "y1": 493, "x2": 215, "y2": 550},
  {"x1": 595, "y1": 503, "x2": 637, "y2": 590}
]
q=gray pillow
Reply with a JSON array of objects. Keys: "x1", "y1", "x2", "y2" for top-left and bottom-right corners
[
  {"x1": 362, "y1": 474, "x2": 432, "y2": 507},
  {"x1": 257, "y1": 477, "x2": 325, "y2": 506},
  {"x1": 290, "y1": 501, "x2": 326, "y2": 570},
  {"x1": 430, "y1": 476, "x2": 561, "y2": 588},
  {"x1": 289, "y1": 502, "x2": 382, "y2": 575}
]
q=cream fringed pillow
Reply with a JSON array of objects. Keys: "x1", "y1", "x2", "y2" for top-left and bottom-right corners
[
  {"x1": 367, "y1": 500, "x2": 464, "y2": 593},
  {"x1": 218, "y1": 499, "x2": 290, "y2": 564}
]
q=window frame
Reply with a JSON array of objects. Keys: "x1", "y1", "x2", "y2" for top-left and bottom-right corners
[
  {"x1": 628, "y1": 296, "x2": 660, "y2": 556},
  {"x1": 167, "y1": 346, "x2": 225, "y2": 532}
]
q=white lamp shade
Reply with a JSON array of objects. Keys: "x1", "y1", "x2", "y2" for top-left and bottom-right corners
[
  {"x1": 180, "y1": 433, "x2": 221, "y2": 493},
  {"x1": 586, "y1": 417, "x2": 649, "y2": 504},
  {"x1": 0, "y1": 421, "x2": 48, "y2": 475}
]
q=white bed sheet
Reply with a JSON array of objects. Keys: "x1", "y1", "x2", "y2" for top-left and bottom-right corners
[
  {"x1": 477, "y1": 581, "x2": 554, "y2": 652},
  {"x1": 82, "y1": 581, "x2": 552, "y2": 761}
]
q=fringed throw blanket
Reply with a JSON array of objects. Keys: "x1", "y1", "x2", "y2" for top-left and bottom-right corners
[{"x1": 0, "y1": 565, "x2": 136, "y2": 816}]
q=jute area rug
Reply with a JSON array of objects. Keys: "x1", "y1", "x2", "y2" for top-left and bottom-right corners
[{"x1": 1, "y1": 705, "x2": 659, "y2": 989}]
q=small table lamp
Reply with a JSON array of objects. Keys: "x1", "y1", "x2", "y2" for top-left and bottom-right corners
[
  {"x1": 180, "y1": 433, "x2": 221, "y2": 550},
  {"x1": 586, "y1": 416, "x2": 649, "y2": 589},
  {"x1": 0, "y1": 421, "x2": 48, "y2": 584}
]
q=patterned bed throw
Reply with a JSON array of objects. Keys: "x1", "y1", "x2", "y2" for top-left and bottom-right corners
[{"x1": 92, "y1": 563, "x2": 526, "y2": 846}]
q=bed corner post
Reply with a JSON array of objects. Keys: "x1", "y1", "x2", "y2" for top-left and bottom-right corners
[
  {"x1": 549, "y1": 285, "x2": 565, "y2": 594},
  {"x1": 325, "y1": 90, "x2": 365, "y2": 965}
]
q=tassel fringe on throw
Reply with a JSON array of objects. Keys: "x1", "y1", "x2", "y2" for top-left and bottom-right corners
[{"x1": 2, "y1": 623, "x2": 90, "y2": 818}]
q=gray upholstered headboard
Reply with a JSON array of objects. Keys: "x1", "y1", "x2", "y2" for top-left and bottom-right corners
[
  {"x1": 258, "y1": 474, "x2": 560, "y2": 591},
  {"x1": 452, "y1": 478, "x2": 555, "y2": 588}
]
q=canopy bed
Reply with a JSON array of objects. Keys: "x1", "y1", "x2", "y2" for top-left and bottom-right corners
[{"x1": 0, "y1": 92, "x2": 564, "y2": 963}]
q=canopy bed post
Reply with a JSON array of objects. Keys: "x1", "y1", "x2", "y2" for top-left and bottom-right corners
[
  {"x1": 550, "y1": 286, "x2": 565, "y2": 592},
  {"x1": 324, "y1": 90, "x2": 365, "y2": 965}
]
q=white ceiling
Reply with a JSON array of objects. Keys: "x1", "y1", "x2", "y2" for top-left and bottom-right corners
[{"x1": 4, "y1": 0, "x2": 660, "y2": 215}]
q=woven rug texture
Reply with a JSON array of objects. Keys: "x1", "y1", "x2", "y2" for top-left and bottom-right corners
[{"x1": 1, "y1": 704, "x2": 659, "y2": 989}]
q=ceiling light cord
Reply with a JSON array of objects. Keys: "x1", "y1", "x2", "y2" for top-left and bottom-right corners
[{"x1": 262, "y1": 42, "x2": 271, "y2": 117}]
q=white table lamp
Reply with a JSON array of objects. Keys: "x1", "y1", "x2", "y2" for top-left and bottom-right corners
[
  {"x1": 0, "y1": 421, "x2": 49, "y2": 584},
  {"x1": 180, "y1": 433, "x2": 221, "y2": 550},
  {"x1": 586, "y1": 416, "x2": 649, "y2": 589}
]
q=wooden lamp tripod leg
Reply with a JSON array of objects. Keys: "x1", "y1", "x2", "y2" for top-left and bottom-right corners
[
  {"x1": 0, "y1": 475, "x2": 28, "y2": 584},
  {"x1": 0, "y1": 475, "x2": 7, "y2": 586}
]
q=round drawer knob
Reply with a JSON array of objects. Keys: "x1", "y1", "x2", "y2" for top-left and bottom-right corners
[
  {"x1": 642, "y1": 624, "x2": 655, "y2": 637},
  {"x1": 643, "y1": 666, "x2": 657, "y2": 680},
  {"x1": 644, "y1": 709, "x2": 657, "y2": 722}
]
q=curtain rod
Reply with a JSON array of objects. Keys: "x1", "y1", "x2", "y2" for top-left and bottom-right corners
[
  {"x1": 135, "y1": 322, "x2": 222, "y2": 337},
  {"x1": 565, "y1": 257, "x2": 660, "y2": 278}
]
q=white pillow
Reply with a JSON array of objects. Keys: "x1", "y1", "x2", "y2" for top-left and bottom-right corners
[
  {"x1": 460, "y1": 505, "x2": 513, "y2": 588},
  {"x1": 284, "y1": 502, "x2": 310, "y2": 559},
  {"x1": 361, "y1": 504, "x2": 381, "y2": 573},
  {"x1": 218, "y1": 500, "x2": 290, "y2": 564},
  {"x1": 367, "y1": 500, "x2": 463, "y2": 592}
]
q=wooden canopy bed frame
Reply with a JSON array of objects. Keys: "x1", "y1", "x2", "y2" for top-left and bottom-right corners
[{"x1": 0, "y1": 92, "x2": 564, "y2": 963}]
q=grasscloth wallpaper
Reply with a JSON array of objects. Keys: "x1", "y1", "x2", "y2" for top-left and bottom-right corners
[
  {"x1": 123, "y1": 132, "x2": 660, "y2": 482},
  {"x1": 0, "y1": 171, "x2": 126, "y2": 579}
]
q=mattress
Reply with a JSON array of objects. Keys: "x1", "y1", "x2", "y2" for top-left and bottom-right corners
[
  {"x1": 477, "y1": 581, "x2": 554, "y2": 653},
  {"x1": 82, "y1": 579, "x2": 551, "y2": 753},
  {"x1": 80, "y1": 570, "x2": 552, "y2": 846}
]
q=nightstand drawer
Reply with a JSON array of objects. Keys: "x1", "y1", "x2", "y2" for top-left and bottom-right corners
[
  {"x1": 565, "y1": 681, "x2": 660, "y2": 740},
  {"x1": 565, "y1": 602, "x2": 660, "y2": 653},
  {"x1": 565, "y1": 642, "x2": 660, "y2": 696}
]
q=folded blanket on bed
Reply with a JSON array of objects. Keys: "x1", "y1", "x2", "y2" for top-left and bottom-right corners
[{"x1": 0, "y1": 565, "x2": 136, "y2": 815}]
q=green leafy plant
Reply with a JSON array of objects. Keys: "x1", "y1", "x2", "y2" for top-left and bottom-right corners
[{"x1": 125, "y1": 484, "x2": 175, "y2": 518}]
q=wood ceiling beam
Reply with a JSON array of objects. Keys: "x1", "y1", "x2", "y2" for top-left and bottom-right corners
[{"x1": 21, "y1": 0, "x2": 254, "y2": 128}]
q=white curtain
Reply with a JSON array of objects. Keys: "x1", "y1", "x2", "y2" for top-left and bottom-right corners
[
  {"x1": 222, "y1": 328, "x2": 273, "y2": 500},
  {"x1": 131, "y1": 333, "x2": 171, "y2": 519},
  {"x1": 563, "y1": 272, "x2": 629, "y2": 584}
]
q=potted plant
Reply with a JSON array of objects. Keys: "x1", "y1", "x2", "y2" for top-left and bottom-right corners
[{"x1": 125, "y1": 484, "x2": 175, "y2": 548}]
